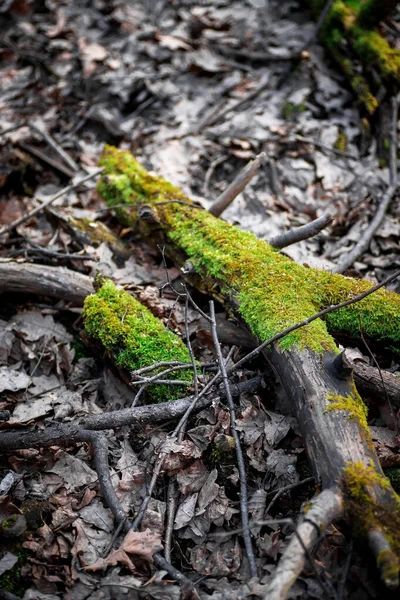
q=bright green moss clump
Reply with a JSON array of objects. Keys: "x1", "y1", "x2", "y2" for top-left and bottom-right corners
[
  {"x1": 343, "y1": 461, "x2": 400, "y2": 586},
  {"x1": 83, "y1": 278, "x2": 193, "y2": 402},
  {"x1": 306, "y1": 1, "x2": 400, "y2": 113},
  {"x1": 325, "y1": 383, "x2": 368, "y2": 431},
  {"x1": 97, "y1": 147, "x2": 400, "y2": 355}
]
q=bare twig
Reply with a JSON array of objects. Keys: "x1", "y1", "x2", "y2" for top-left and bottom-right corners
[
  {"x1": 389, "y1": 95, "x2": 399, "y2": 187},
  {"x1": 306, "y1": 0, "x2": 337, "y2": 46},
  {"x1": 28, "y1": 121, "x2": 80, "y2": 172},
  {"x1": 18, "y1": 141, "x2": 76, "y2": 178},
  {"x1": 291, "y1": 133, "x2": 358, "y2": 160},
  {"x1": 209, "y1": 153, "x2": 265, "y2": 217},
  {"x1": 0, "y1": 169, "x2": 104, "y2": 238},
  {"x1": 333, "y1": 95, "x2": 398, "y2": 273},
  {"x1": 333, "y1": 184, "x2": 397, "y2": 273},
  {"x1": 265, "y1": 477, "x2": 315, "y2": 515},
  {"x1": 164, "y1": 291, "x2": 199, "y2": 562},
  {"x1": 269, "y1": 213, "x2": 333, "y2": 249},
  {"x1": 337, "y1": 541, "x2": 353, "y2": 600},
  {"x1": 0, "y1": 122, "x2": 27, "y2": 136},
  {"x1": 203, "y1": 155, "x2": 228, "y2": 196},
  {"x1": 195, "y1": 74, "x2": 270, "y2": 133},
  {"x1": 80, "y1": 430, "x2": 197, "y2": 588},
  {"x1": 209, "y1": 300, "x2": 257, "y2": 578}
]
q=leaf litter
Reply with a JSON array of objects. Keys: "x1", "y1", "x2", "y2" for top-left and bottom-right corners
[{"x1": 0, "y1": 0, "x2": 399, "y2": 599}]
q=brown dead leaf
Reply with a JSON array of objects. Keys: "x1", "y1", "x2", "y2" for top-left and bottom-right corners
[
  {"x1": 163, "y1": 439, "x2": 202, "y2": 475},
  {"x1": 156, "y1": 32, "x2": 192, "y2": 51},
  {"x1": 84, "y1": 528, "x2": 163, "y2": 572},
  {"x1": 78, "y1": 38, "x2": 108, "y2": 77}
]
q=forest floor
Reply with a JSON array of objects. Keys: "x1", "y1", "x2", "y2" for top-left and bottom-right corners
[{"x1": 0, "y1": 1, "x2": 400, "y2": 599}]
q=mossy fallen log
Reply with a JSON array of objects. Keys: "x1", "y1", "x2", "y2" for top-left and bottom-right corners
[
  {"x1": 308, "y1": 0, "x2": 400, "y2": 114},
  {"x1": 97, "y1": 146, "x2": 400, "y2": 594},
  {"x1": 83, "y1": 277, "x2": 193, "y2": 402}
]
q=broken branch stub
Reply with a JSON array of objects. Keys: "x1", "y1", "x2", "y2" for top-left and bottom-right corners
[{"x1": 97, "y1": 146, "x2": 400, "y2": 594}]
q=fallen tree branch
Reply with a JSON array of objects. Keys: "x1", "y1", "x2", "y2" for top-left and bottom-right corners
[
  {"x1": 0, "y1": 259, "x2": 93, "y2": 304},
  {"x1": 97, "y1": 146, "x2": 400, "y2": 595},
  {"x1": 269, "y1": 213, "x2": 333, "y2": 249},
  {"x1": 209, "y1": 152, "x2": 265, "y2": 217},
  {"x1": 263, "y1": 488, "x2": 343, "y2": 600}
]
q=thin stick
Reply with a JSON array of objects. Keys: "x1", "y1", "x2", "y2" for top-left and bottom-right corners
[
  {"x1": 19, "y1": 141, "x2": 75, "y2": 178},
  {"x1": 0, "y1": 168, "x2": 104, "y2": 237},
  {"x1": 334, "y1": 95, "x2": 398, "y2": 273},
  {"x1": 164, "y1": 292, "x2": 199, "y2": 561},
  {"x1": 265, "y1": 477, "x2": 315, "y2": 515},
  {"x1": 333, "y1": 184, "x2": 397, "y2": 273},
  {"x1": 209, "y1": 300, "x2": 257, "y2": 578},
  {"x1": 0, "y1": 122, "x2": 27, "y2": 136},
  {"x1": 196, "y1": 74, "x2": 270, "y2": 133},
  {"x1": 269, "y1": 214, "x2": 333, "y2": 249},
  {"x1": 209, "y1": 153, "x2": 265, "y2": 217},
  {"x1": 291, "y1": 134, "x2": 358, "y2": 160},
  {"x1": 306, "y1": 0, "x2": 336, "y2": 46},
  {"x1": 28, "y1": 121, "x2": 80, "y2": 172},
  {"x1": 337, "y1": 541, "x2": 353, "y2": 600},
  {"x1": 80, "y1": 430, "x2": 196, "y2": 587},
  {"x1": 389, "y1": 95, "x2": 399, "y2": 187}
]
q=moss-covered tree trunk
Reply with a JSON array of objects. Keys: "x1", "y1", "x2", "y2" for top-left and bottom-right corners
[
  {"x1": 97, "y1": 146, "x2": 400, "y2": 593},
  {"x1": 308, "y1": 0, "x2": 400, "y2": 152}
]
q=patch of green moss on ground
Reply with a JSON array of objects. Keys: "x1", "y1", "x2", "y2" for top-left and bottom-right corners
[
  {"x1": 0, "y1": 548, "x2": 30, "y2": 595},
  {"x1": 343, "y1": 461, "x2": 400, "y2": 586},
  {"x1": 334, "y1": 129, "x2": 348, "y2": 151},
  {"x1": 83, "y1": 278, "x2": 193, "y2": 402},
  {"x1": 97, "y1": 147, "x2": 400, "y2": 353}
]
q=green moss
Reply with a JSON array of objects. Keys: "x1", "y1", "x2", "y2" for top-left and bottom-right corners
[
  {"x1": 283, "y1": 102, "x2": 294, "y2": 120},
  {"x1": 306, "y1": 0, "x2": 400, "y2": 114},
  {"x1": 384, "y1": 468, "x2": 400, "y2": 494},
  {"x1": 377, "y1": 549, "x2": 400, "y2": 587},
  {"x1": 333, "y1": 129, "x2": 348, "y2": 152},
  {"x1": 351, "y1": 27, "x2": 400, "y2": 81},
  {"x1": 343, "y1": 461, "x2": 400, "y2": 585},
  {"x1": 316, "y1": 268, "x2": 400, "y2": 346},
  {"x1": 283, "y1": 102, "x2": 308, "y2": 120},
  {"x1": 70, "y1": 217, "x2": 121, "y2": 246},
  {"x1": 0, "y1": 548, "x2": 30, "y2": 595},
  {"x1": 97, "y1": 147, "x2": 400, "y2": 355},
  {"x1": 83, "y1": 278, "x2": 193, "y2": 402},
  {"x1": 325, "y1": 382, "x2": 368, "y2": 431},
  {"x1": 1, "y1": 515, "x2": 18, "y2": 530}
]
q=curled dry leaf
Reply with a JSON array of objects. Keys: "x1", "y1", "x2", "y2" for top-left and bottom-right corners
[{"x1": 84, "y1": 528, "x2": 163, "y2": 572}]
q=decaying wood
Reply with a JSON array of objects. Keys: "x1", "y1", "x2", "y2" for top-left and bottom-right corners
[
  {"x1": 343, "y1": 348, "x2": 400, "y2": 409},
  {"x1": 97, "y1": 146, "x2": 400, "y2": 596},
  {"x1": 0, "y1": 259, "x2": 92, "y2": 304}
]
